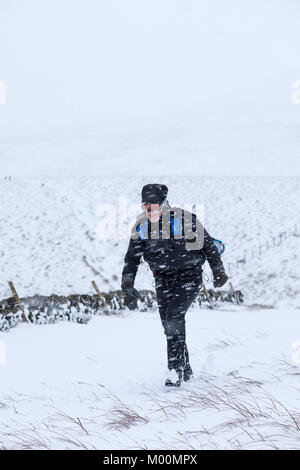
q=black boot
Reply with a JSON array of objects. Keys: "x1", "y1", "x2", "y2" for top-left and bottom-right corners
[{"x1": 165, "y1": 368, "x2": 183, "y2": 387}]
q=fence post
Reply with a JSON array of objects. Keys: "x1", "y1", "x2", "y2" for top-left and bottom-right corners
[
  {"x1": 8, "y1": 281, "x2": 29, "y2": 323},
  {"x1": 92, "y1": 281, "x2": 110, "y2": 315},
  {"x1": 202, "y1": 282, "x2": 213, "y2": 309}
]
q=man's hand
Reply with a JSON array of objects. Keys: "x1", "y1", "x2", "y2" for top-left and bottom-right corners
[
  {"x1": 121, "y1": 275, "x2": 141, "y2": 310},
  {"x1": 212, "y1": 266, "x2": 229, "y2": 288},
  {"x1": 121, "y1": 275, "x2": 134, "y2": 290},
  {"x1": 124, "y1": 287, "x2": 141, "y2": 310}
]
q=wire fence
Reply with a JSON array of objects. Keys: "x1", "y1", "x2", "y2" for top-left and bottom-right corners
[{"x1": 226, "y1": 223, "x2": 299, "y2": 276}]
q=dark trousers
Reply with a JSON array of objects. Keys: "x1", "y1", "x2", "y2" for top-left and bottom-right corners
[{"x1": 155, "y1": 268, "x2": 202, "y2": 371}]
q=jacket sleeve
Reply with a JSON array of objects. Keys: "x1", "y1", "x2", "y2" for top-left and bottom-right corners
[
  {"x1": 122, "y1": 235, "x2": 145, "y2": 282},
  {"x1": 184, "y1": 211, "x2": 224, "y2": 271},
  {"x1": 202, "y1": 228, "x2": 224, "y2": 271}
]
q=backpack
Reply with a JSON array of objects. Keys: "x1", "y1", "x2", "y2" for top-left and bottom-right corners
[{"x1": 137, "y1": 216, "x2": 225, "y2": 256}]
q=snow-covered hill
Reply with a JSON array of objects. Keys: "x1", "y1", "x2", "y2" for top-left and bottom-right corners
[
  {"x1": 0, "y1": 174, "x2": 299, "y2": 308},
  {"x1": 1, "y1": 122, "x2": 300, "y2": 178}
]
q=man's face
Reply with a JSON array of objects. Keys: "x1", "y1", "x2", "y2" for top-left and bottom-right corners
[{"x1": 142, "y1": 203, "x2": 162, "y2": 222}]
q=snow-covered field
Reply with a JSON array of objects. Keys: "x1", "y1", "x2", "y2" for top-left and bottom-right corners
[
  {"x1": 0, "y1": 306, "x2": 299, "y2": 450},
  {"x1": 0, "y1": 168, "x2": 299, "y2": 449}
]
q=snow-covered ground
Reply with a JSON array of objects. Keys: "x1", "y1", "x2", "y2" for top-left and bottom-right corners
[
  {"x1": 0, "y1": 169, "x2": 299, "y2": 449},
  {"x1": 0, "y1": 146, "x2": 300, "y2": 449},
  {"x1": 0, "y1": 306, "x2": 299, "y2": 450}
]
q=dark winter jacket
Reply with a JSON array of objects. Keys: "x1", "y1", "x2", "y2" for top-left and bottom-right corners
[{"x1": 122, "y1": 206, "x2": 223, "y2": 281}]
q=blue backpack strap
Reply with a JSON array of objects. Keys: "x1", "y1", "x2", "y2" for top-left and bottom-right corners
[
  {"x1": 138, "y1": 214, "x2": 182, "y2": 239},
  {"x1": 137, "y1": 220, "x2": 148, "y2": 241},
  {"x1": 170, "y1": 214, "x2": 182, "y2": 236},
  {"x1": 213, "y1": 238, "x2": 225, "y2": 255}
]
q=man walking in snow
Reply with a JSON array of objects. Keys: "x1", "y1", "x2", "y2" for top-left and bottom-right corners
[{"x1": 121, "y1": 184, "x2": 228, "y2": 387}]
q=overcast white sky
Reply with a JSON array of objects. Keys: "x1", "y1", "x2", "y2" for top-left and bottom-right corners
[{"x1": 0, "y1": 0, "x2": 300, "y2": 139}]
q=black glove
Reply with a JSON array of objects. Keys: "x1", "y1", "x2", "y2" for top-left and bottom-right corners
[
  {"x1": 212, "y1": 266, "x2": 229, "y2": 288},
  {"x1": 124, "y1": 287, "x2": 141, "y2": 310},
  {"x1": 121, "y1": 275, "x2": 141, "y2": 310},
  {"x1": 121, "y1": 275, "x2": 134, "y2": 290}
]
